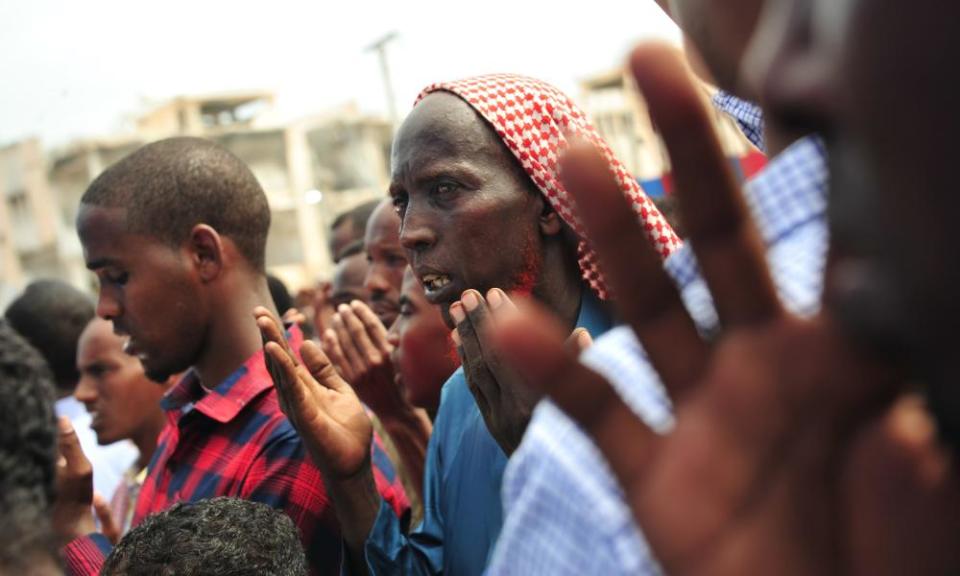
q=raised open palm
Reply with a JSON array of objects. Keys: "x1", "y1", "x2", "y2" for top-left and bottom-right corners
[
  {"x1": 255, "y1": 307, "x2": 372, "y2": 480},
  {"x1": 492, "y1": 44, "x2": 960, "y2": 576}
]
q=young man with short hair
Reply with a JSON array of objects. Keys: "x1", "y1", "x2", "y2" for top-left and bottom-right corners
[
  {"x1": 60, "y1": 137, "x2": 407, "y2": 576},
  {"x1": 74, "y1": 317, "x2": 173, "y2": 539},
  {"x1": 6, "y1": 280, "x2": 138, "y2": 501}
]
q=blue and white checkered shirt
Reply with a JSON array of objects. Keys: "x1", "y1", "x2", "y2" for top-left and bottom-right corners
[
  {"x1": 486, "y1": 99, "x2": 827, "y2": 576},
  {"x1": 713, "y1": 91, "x2": 765, "y2": 151}
]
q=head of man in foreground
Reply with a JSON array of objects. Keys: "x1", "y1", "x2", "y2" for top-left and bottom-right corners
[
  {"x1": 0, "y1": 320, "x2": 59, "y2": 575},
  {"x1": 101, "y1": 497, "x2": 306, "y2": 576}
]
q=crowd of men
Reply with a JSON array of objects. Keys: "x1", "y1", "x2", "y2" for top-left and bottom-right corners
[{"x1": 2, "y1": 0, "x2": 959, "y2": 573}]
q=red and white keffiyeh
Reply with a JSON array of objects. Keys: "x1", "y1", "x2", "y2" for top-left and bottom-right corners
[{"x1": 415, "y1": 73, "x2": 681, "y2": 301}]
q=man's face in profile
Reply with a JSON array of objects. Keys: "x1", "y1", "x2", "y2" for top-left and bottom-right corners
[{"x1": 390, "y1": 93, "x2": 547, "y2": 329}]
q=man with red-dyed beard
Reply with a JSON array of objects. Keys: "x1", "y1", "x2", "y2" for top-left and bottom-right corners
[{"x1": 257, "y1": 74, "x2": 678, "y2": 576}]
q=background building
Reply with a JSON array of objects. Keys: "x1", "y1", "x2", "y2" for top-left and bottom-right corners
[
  {"x1": 1, "y1": 93, "x2": 392, "y2": 308},
  {"x1": 1, "y1": 67, "x2": 765, "y2": 309},
  {"x1": 580, "y1": 67, "x2": 765, "y2": 191}
]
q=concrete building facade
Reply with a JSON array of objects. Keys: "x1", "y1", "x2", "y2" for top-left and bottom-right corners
[
  {"x1": 580, "y1": 68, "x2": 757, "y2": 181},
  {"x1": 1, "y1": 93, "x2": 392, "y2": 307}
]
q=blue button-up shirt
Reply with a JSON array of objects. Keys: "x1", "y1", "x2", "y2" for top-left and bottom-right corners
[
  {"x1": 487, "y1": 97, "x2": 828, "y2": 576},
  {"x1": 364, "y1": 291, "x2": 614, "y2": 575}
]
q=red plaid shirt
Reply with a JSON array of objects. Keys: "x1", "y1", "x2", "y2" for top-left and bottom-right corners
[{"x1": 63, "y1": 326, "x2": 408, "y2": 575}]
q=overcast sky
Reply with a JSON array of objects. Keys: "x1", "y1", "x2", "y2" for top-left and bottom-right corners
[{"x1": 0, "y1": 0, "x2": 679, "y2": 148}]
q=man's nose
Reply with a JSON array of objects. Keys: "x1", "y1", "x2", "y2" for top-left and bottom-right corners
[
  {"x1": 364, "y1": 265, "x2": 389, "y2": 294},
  {"x1": 386, "y1": 324, "x2": 401, "y2": 348},
  {"x1": 399, "y1": 203, "x2": 438, "y2": 254},
  {"x1": 96, "y1": 288, "x2": 121, "y2": 321},
  {"x1": 74, "y1": 375, "x2": 98, "y2": 405}
]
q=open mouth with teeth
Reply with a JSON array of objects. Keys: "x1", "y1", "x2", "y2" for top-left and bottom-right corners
[{"x1": 421, "y1": 274, "x2": 452, "y2": 292}]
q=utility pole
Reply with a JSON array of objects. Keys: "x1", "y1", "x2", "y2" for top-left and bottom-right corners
[{"x1": 366, "y1": 31, "x2": 400, "y2": 131}]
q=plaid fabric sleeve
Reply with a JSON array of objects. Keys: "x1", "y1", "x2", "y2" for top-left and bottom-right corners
[
  {"x1": 370, "y1": 429, "x2": 411, "y2": 521},
  {"x1": 240, "y1": 429, "x2": 343, "y2": 576},
  {"x1": 62, "y1": 533, "x2": 112, "y2": 576}
]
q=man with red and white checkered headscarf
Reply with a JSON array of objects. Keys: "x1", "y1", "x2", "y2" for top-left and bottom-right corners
[{"x1": 257, "y1": 73, "x2": 676, "y2": 576}]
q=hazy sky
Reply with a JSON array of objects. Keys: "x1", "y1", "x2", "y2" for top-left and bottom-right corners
[{"x1": 0, "y1": 0, "x2": 679, "y2": 148}]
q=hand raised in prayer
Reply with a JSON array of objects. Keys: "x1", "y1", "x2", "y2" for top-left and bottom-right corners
[
  {"x1": 321, "y1": 301, "x2": 414, "y2": 423},
  {"x1": 93, "y1": 493, "x2": 121, "y2": 544},
  {"x1": 52, "y1": 417, "x2": 96, "y2": 543},
  {"x1": 450, "y1": 288, "x2": 590, "y2": 455},
  {"x1": 491, "y1": 43, "x2": 960, "y2": 576},
  {"x1": 255, "y1": 307, "x2": 372, "y2": 480}
]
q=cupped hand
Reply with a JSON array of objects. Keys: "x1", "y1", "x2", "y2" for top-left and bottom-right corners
[
  {"x1": 321, "y1": 301, "x2": 415, "y2": 423},
  {"x1": 450, "y1": 288, "x2": 587, "y2": 455}
]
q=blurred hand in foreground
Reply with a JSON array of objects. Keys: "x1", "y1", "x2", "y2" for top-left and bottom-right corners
[{"x1": 492, "y1": 43, "x2": 960, "y2": 576}]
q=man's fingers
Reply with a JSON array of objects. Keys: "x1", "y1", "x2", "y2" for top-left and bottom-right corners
[
  {"x1": 56, "y1": 416, "x2": 95, "y2": 514},
  {"x1": 301, "y1": 340, "x2": 353, "y2": 395},
  {"x1": 58, "y1": 417, "x2": 92, "y2": 479},
  {"x1": 93, "y1": 493, "x2": 120, "y2": 544},
  {"x1": 561, "y1": 143, "x2": 708, "y2": 397},
  {"x1": 630, "y1": 43, "x2": 782, "y2": 327},
  {"x1": 493, "y1": 302, "x2": 657, "y2": 487},
  {"x1": 322, "y1": 329, "x2": 356, "y2": 383},
  {"x1": 254, "y1": 306, "x2": 296, "y2": 359},
  {"x1": 566, "y1": 328, "x2": 594, "y2": 355},
  {"x1": 451, "y1": 300, "x2": 495, "y2": 413},
  {"x1": 338, "y1": 304, "x2": 383, "y2": 364},
  {"x1": 263, "y1": 340, "x2": 300, "y2": 419},
  {"x1": 282, "y1": 307, "x2": 307, "y2": 326},
  {"x1": 455, "y1": 291, "x2": 503, "y2": 400},
  {"x1": 351, "y1": 300, "x2": 393, "y2": 356},
  {"x1": 332, "y1": 312, "x2": 367, "y2": 377},
  {"x1": 255, "y1": 309, "x2": 301, "y2": 416}
]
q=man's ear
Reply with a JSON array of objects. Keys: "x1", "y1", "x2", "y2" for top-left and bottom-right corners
[
  {"x1": 537, "y1": 195, "x2": 563, "y2": 236},
  {"x1": 187, "y1": 224, "x2": 224, "y2": 282}
]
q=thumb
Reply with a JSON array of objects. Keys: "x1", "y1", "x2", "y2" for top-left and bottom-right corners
[
  {"x1": 58, "y1": 417, "x2": 92, "y2": 478},
  {"x1": 566, "y1": 328, "x2": 594, "y2": 355},
  {"x1": 93, "y1": 492, "x2": 121, "y2": 544},
  {"x1": 57, "y1": 416, "x2": 94, "y2": 510},
  {"x1": 494, "y1": 302, "x2": 657, "y2": 489},
  {"x1": 301, "y1": 340, "x2": 352, "y2": 394}
]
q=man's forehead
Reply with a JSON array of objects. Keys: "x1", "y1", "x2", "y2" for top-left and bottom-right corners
[
  {"x1": 364, "y1": 202, "x2": 401, "y2": 244},
  {"x1": 77, "y1": 203, "x2": 161, "y2": 267},
  {"x1": 77, "y1": 204, "x2": 129, "y2": 249},
  {"x1": 392, "y1": 93, "x2": 499, "y2": 174},
  {"x1": 333, "y1": 254, "x2": 369, "y2": 288},
  {"x1": 77, "y1": 203, "x2": 127, "y2": 228},
  {"x1": 78, "y1": 320, "x2": 122, "y2": 357}
]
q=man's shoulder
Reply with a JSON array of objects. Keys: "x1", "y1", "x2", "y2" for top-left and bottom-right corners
[
  {"x1": 216, "y1": 385, "x2": 302, "y2": 449},
  {"x1": 511, "y1": 326, "x2": 673, "y2": 485},
  {"x1": 433, "y1": 368, "x2": 480, "y2": 437}
]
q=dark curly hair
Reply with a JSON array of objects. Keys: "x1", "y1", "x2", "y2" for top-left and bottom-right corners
[
  {"x1": 102, "y1": 497, "x2": 307, "y2": 576},
  {"x1": 0, "y1": 319, "x2": 58, "y2": 571},
  {"x1": 5, "y1": 279, "x2": 95, "y2": 393}
]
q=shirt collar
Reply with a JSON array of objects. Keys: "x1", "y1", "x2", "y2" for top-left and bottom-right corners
[
  {"x1": 712, "y1": 91, "x2": 766, "y2": 152},
  {"x1": 664, "y1": 135, "x2": 827, "y2": 290},
  {"x1": 161, "y1": 325, "x2": 304, "y2": 424},
  {"x1": 743, "y1": 136, "x2": 827, "y2": 245}
]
